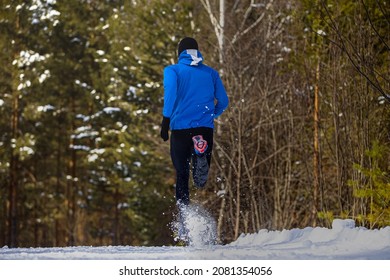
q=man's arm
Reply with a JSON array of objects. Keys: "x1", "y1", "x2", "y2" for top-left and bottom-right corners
[
  {"x1": 160, "y1": 67, "x2": 177, "y2": 141},
  {"x1": 162, "y1": 67, "x2": 177, "y2": 118}
]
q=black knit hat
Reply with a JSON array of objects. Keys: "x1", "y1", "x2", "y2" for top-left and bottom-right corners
[{"x1": 178, "y1": 37, "x2": 198, "y2": 56}]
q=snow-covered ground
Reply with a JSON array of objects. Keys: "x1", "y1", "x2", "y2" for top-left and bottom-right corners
[{"x1": 1, "y1": 219, "x2": 389, "y2": 260}]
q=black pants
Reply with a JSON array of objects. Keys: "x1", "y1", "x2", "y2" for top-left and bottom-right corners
[{"x1": 170, "y1": 127, "x2": 213, "y2": 205}]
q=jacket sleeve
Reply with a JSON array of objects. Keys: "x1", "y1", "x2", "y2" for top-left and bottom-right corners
[
  {"x1": 213, "y1": 71, "x2": 229, "y2": 118},
  {"x1": 162, "y1": 66, "x2": 177, "y2": 118}
]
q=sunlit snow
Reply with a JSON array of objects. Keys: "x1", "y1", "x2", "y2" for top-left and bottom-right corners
[{"x1": 1, "y1": 218, "x2": 389, "y2": 260}]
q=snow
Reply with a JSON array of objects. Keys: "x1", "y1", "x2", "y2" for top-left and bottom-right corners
[
  {"x1": 0, "y1": 218, "x2": 389, "y2": 280},
  {"x1": 0, "y1": 219, "x2": 389, "y2": 260},
  {"x1": 37, "y1": 104, "x2": 55, "y2": 112}
]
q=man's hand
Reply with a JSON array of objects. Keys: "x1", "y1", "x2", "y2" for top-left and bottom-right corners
[{"x1": 160, "y1": 117, "x2": 170, "y2": 141}]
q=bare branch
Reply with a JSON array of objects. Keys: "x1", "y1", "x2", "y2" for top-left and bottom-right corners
[
  {"x1": 361, "y1": 0, "x2": 390, "y2": 50},
  {"x1": 232, "y1": 3, "x2": 265, "y2": 45},
  {"x1": 320, "y1": 0, "x2": 390, "y2": 103}
]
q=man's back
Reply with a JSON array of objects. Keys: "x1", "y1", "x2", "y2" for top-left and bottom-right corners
[{"x1": 163, "y1": 50, "x2": 228, "y2": 130}]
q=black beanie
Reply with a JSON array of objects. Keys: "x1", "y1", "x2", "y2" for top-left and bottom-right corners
[{"x1": 178, "y1": 37, "x2": 198, "y2": 56}]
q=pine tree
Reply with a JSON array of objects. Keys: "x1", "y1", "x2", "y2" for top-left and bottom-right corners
[
  {"x1": 349, "y1": 141, "x2": 390, "y2": 228},
  {"x1": 0, "y1": 0, "x2": 53, "y2": 247}
]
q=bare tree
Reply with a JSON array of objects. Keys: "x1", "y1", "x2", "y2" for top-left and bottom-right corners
[
  {"x1": 196, "y1": 0, "x2": 309, "y2": 242},
  {"x1": 320, "y1": 0, "x2": 390, "y2": 104}
]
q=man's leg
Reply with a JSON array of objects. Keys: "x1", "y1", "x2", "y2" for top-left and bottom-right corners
[
  {"x1": 170, "y1": 130, "x2": 192, "y2": 205},
  {"x1": 191, "y1": 127, "x2": 213, "y2": 188}
]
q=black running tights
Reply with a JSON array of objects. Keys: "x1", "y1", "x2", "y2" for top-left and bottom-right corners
[{"x1": 170, "y1": 127, "x2": 213, "y2": 206}]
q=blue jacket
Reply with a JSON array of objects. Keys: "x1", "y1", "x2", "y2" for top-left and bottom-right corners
[{"x1": 163, "y1": 49, "x2": 229, "y2": 130}]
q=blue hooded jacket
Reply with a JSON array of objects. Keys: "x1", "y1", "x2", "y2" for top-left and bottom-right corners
[{"x1": 163, "y1": 49, "x2": 229, "y2": 130}]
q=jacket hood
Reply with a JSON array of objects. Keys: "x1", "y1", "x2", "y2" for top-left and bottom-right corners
[{"x1": 178, "y1": 49, "x2": 203, "y2": 66}]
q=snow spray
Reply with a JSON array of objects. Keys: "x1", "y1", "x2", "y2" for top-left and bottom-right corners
[{"x1": 172, "y1": 202, "x2": 217, "y2": 247}]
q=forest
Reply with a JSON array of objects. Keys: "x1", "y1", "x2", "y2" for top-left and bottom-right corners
[{"x1": 0, "y1": 0, "x2": 389, "y2": 248}]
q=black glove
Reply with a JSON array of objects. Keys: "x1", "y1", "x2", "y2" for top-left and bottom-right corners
[{"x1": 160, "y1": 117, "x2": 170, "y2": 141}]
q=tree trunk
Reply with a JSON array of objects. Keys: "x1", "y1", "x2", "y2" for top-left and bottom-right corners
[
  {"x1": 8, "y1": 76, "x2": 19, "y2": 248},
  {"x1": 67, "y1": 94, "x2": 77, "y2": 245},
  {"x1": 312, "y1": 58, "x2": 321, "y2": 227},
  {"x1": 8, "y1": 13, "x2": 21, "y2": 245}
]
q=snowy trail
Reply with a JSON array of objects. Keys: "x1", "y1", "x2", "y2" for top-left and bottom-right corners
[{"x1": 1, "y1": 220, "x2": 389, "y2": 260}]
